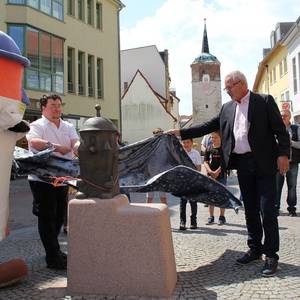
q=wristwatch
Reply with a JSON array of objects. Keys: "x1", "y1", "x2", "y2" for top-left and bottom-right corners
[{"x1": 45, "y1": 141, "x2": 53, "y2": 148}]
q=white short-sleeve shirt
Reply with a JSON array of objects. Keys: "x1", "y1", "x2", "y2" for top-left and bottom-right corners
[
  {"x1": 26, "y1": 115, "x2": 79, "y2": 160},
  {"x1": 186, "y1": 148, "x2": 202, "y2": 166}
]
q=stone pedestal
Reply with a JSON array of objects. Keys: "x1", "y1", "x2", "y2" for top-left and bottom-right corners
[{"x1": 67, "y1": 194, "x2": 177, "y2": 297}]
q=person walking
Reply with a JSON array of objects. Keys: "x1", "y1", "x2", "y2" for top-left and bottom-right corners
[
  {"x1": 276, "y1": 109, "x2": 299, "y2": 217},
  {"x1": 179, "y1": 138, "x2": 202, "y2": 230},
  {"x1": 26, "y1": 94, "x2": 79, "y2": 270},
  {"x1": 168, "y1": 70, "x2": 290, "y2": 277},
  {"x1": 203, "y1": 131, "x2": 227, "y2": 225}
]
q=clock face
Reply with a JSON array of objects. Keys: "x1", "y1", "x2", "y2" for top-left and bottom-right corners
[{"x1": 201, "y1": 74, "x2": 216, "y2": 95}]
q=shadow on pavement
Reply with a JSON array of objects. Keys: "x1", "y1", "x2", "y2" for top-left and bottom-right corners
[
  {"x1": 172, "y1": 225, "x2": 248, "y2": 236},
  {"x1": 178, "y1": 249, "x2": 300, "y2": 289}
]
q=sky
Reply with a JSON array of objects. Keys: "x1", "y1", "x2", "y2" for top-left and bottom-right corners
[{"x1": 119, "y1": 0, "x2": 299, "y2": 115}]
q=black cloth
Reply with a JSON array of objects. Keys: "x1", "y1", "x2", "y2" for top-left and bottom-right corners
[
  {"x1": 204, "y1": 146, "x2": 226, "y2": 179},
  {"x1": 14, "y1": 135, "x2": 241, "y2": 209},
  {"x1": 180, "y1": 92, "x2": 290, "y2": 175},
  {"x1": 124, "y1": 165, "x2": 241, "y2": 210},
  {"x1": 29, "y1": 181, "x2": 68, "y2": 259}
]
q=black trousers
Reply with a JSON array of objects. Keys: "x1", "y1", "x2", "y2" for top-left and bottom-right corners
[
  {"x1": 180, "y1": 197, "x2": 197, "y2": 225},
  {"x1": 234, "y1": 154, "x2": 279, "y2": 259},
  {"x1": 29, "y1": 181, "x2": 68, "y2": 259}
]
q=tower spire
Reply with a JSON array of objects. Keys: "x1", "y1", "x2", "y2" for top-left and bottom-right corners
[{"x1": 201, "y1": 18, "x2": 209, "y2": 54}]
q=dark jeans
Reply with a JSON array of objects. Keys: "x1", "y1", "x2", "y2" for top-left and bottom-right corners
[
  {"x1": 180, "y1": 197, "x2": 197, "y2": 225},
  {"x1": 234, "y1": 154, "x2": 279, "y2": 259},
  {"x1": 276, "y1": 162, "x2": 298, "y2": 212},
  {"x1": 29, "y1": 181, "x2": 69, "y2": 259}
]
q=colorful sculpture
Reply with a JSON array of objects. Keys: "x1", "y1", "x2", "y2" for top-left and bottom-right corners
[{"x1": 0, "y1": 30, "x2": 30, "y2": 287}]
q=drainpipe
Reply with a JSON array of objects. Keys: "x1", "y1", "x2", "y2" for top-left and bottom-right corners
[{"x1": 117, "y1": 7, "x2": 122, "y2": 137}]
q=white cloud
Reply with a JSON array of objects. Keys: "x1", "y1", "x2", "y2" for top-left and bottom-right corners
[{"x1": 120, "y1": 0, "x2": 299, "y2": 115}]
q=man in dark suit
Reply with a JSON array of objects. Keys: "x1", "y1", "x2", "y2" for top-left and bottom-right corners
[{"x1": 168, "y1": 70, "x2": 290, "y2": 277}]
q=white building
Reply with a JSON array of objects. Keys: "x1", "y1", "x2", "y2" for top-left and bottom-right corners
[
  {"x1": 282, "y1": 16, "x2": 300, "y2": 123},
  {"x1": 121, "y1": 70, "x2": 178, "y2": 144},
  {"x1": 121, "y1": 45, "x2": 170, "y2": 98},
  {"x1": 120, "y1": 45, "x2": 179, "y2": 143}
]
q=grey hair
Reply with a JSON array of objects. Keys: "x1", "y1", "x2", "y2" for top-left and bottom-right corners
[{"x1": 226, "y1": 70, "x2": 248, "y2": 88}]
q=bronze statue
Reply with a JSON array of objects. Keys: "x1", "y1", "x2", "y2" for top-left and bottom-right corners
[{"x1": 76, "y1": 105, "x2": 120, "y2": 199}]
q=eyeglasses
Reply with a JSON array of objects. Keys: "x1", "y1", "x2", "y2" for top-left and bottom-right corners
[{"x1": 223, "y1": 80, "x2": 241, "y2": 92}]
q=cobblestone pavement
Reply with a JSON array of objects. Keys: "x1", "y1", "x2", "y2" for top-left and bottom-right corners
[{"x1": 0, "y1": 175, "x2": 300, "y2": 300}]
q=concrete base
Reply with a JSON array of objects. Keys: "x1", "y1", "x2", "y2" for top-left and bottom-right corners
[{"x1": 67, "y1": 194, "x2": 177, "y2": 297}]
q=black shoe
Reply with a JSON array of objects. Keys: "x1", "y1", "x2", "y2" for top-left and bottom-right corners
[
  {"x1": 206, "y1": 216, "x2": 214, "y2": 225},
  {"x1": 179, "y1": 222, "x2": 186, "y2": 231},
  {"x1": 190, "y1": 223, "x2": 197, "y2": 230},
  {"x1": 288, "y1": 211, "x2": 297, "y2": 217},
  {"x1": 262, "y1": 257, "x2": 278, "y2": 277},
  {"x1": 46, "y1": 256, "x2": 67, "y2": 270},
  {"x1": 236, "y1": 251, "x2": 262, "y2": 265},
  {"x1": 218, "y1": 216, "x2": 226, "y2": 225}
]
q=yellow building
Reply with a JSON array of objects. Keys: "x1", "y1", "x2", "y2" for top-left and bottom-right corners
[
  {"x1": 253, "y1": 22, "x2": 294, "y2": 111},
  {"x1": 0, "y1": 0, "x2": 124, "y2": 129}
]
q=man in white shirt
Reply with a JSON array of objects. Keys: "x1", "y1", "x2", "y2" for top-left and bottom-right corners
[
  {"x1": 179, "y1": 139, "x2": 202, "y2": 230},
  {"x1": 26, "y1": 94, "x2": 79, "y2": 270}
]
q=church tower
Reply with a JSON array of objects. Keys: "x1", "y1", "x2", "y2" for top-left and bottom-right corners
[{"x1": 191, "y1": 19, "x2": 222, "y2": 133}]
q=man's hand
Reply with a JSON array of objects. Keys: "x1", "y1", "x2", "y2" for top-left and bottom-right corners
[
  {"x1": 53, "y1": 144, "x2": 71, "y2": 155},
  {"x1": 277, "y1": 156, "x2": 289, "y2": 175},
  {"x1": 166, "y1": 129, "x2": 181, "y2": 136}
]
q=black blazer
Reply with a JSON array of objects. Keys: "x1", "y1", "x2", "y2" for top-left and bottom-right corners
[{"x1": 181, "y1": 92, "x2": 290, "y2": 175}]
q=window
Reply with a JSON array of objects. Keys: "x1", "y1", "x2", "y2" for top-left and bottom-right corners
[
  {"x1": 87, "y1": 0, "x2": 93, "y2": 25},
  {"x1": 285, "y1": 90, "x2": 290, "y2": 101},
  {"x1": 292, "y1": 57, "x2": 297, "y2": 94},
  {"x1": 67, "y1": 0, "x2": 74, "y2": 15},
  {"x1": 67, "y1": 48, "x2": 75, "y2": 93},
  {"x1": 299, "y1": 53, "x2": 300, "y2": 93},
  {"x1": 96, "y1": 2, "x2": 102, "y2": 29},
  {"x1": 40, "y1": 0, "x2": 51, "y2": 15},
  {"x1": 97, "y1": 58, "x2": 103, "y2": 98},
  {"x1": 27, "y1": 0, "x2": 39, "y2": 8},
  {"x1": 78, "y1": 0, "x2": 84, "y2": 21},
  {"x1": 8, "y1": 0, "x2": 25, "y2": 4},
  {"x1": 41, "y1": 32, "x2": 51, "y2": 72},
  {"x1": 279, "y1": 61, "x2": 283, "y2": 77},
  {"x1": 8, "y1": 24, "x2": 64, "y2": 93},
  {"x1": 53, "y1": 0, "x2": 63, "y2": 20},
  {"x1": 273, "y1": 66, "x2": 276, "y2": 83},
  {"x1": 8, "y1": 0, "x2": 64, "y2": 20},
  {"x1": 7, "y1": 26, "x2": 24, "y2": 53},
  {"x1": 283, "y1": 57, "x2": 287, "y2": 73},
  {"x1": 52, "y1": 36, "x2": 64, "y2": 93},
  {"x1": 26, "y1": 27, "x2": 39, "y2": 69},
  {"x1": 88, "y1": 55, "x2": 94, "y2": 96},
  {"x1": 269, "y1": 71, "x2": 273, "y2": 85},
  {"x1": 78, "y1": 51, "x2": 85, "y2": 95}
]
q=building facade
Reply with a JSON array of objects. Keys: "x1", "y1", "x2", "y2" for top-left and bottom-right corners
[
  {"x1": 0, "y1": 0, "x2": 124, "y2": 130},
  {"x1": 253, "y1": 22, "x2": 294, "y2": 113},
  {"x1": 282, "y1": 17, "x2": 300, "y2": 123}
]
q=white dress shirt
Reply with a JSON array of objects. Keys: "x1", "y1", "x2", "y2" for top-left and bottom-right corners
[{"x1": 233, "y1": 91, "x2": 252, "y2": 154}]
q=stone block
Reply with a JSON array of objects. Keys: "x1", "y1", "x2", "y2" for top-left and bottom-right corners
[{"x1": 67, "y1": 194, "x2": 177, "y2": 297}]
